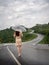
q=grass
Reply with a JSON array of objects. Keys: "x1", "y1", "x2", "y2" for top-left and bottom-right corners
[
  {"x1": 39, "y1": 35, "x2": 49, "y2": 44},
  {"x1": 0, "y1": 30, "x2": 37, "y2": 43},
  {"x1": 22, "y1": 33, "x2": 37, "y2": 42}
]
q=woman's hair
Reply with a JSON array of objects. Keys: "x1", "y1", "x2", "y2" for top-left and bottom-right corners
[{"x1": 15, "y1": 31, "x2": 20, "y2": 36}]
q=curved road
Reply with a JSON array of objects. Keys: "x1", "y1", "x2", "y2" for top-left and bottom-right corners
[
  {"x1": 23, "y1": 34, "x2": 44, "y2": 45},
  {"x1": 0, "y1": 34, "x2": 49, "y2": 65}
]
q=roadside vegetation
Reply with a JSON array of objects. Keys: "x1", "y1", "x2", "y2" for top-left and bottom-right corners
[
  {"x1": 0, "y1": 27, "x2": 37, "y2": 43},
  {"x1": 22, "y1": 32, "x2": 37, "y2": 42},
  {"x1": 32, "y1": 23, "x2": 49, "y2": 44}
]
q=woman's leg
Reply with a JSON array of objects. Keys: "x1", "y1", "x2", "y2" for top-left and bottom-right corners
[{"x1": 17, "y1": 45, "x2": 22, "y2": 57}]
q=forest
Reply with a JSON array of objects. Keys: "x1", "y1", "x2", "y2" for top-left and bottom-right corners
[
  {"x1": 0, "y1": 23, "x2": 49, "y2": 44},
  {"x1": 0, "y1": 27, "x2": 37, "y2": 43},
  {"x1": 32, "y1": 23, "x2": 49, "y2": 44}
]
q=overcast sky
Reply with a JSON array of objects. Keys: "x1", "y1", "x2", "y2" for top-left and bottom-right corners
[{"x1": 0, "y1": 0, "x2": 49, "y2": 30}]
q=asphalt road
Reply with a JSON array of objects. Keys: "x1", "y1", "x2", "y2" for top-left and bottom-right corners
[
  {"x1": 0, "y1": 34, "x2": 49, "y2": 65},
  {"x1": 0, "y1": 46, "x2": 18, "y2": 65}
]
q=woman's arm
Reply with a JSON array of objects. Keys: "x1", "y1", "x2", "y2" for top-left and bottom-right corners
[
  {"x1": 13, "y1": 32, "x2": 16, "y2": 38},
  {"x1": 20, "y1": 32, "x2": 23, "y2": 37}
]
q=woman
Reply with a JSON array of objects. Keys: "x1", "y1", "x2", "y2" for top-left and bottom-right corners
[{"x1": 13, "y1": 30, "x2": 23, "y2": 57}]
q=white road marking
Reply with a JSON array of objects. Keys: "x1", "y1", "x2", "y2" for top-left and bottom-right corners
[{"x1": 7, "y1": 46, "x2": 21, "y2": 65}]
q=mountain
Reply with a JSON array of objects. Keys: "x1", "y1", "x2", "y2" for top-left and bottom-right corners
[
  {"x1": 31, "y1": 23, "x2": 49, "y2": 44},
  {"x1": 31, "y1": 23, "x2": 49, "y2": 34},
  {"x1": 0, "y1": 25, "x2": 28, "y2": 43},
  {"x1": 0, "y1": 28, "x2": 14, "y2": 43}
]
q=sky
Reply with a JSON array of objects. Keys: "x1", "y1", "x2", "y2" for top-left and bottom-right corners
[{"x1": 0, "y1": 0, "x2": 49, "y2": 30}]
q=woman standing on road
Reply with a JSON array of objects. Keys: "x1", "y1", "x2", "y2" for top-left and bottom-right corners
[{"x1": 13, "y1": 30, "x2": 23, "y2": 57}]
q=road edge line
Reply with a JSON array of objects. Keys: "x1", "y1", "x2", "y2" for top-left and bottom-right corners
[{"x1": 7, "y1": 46, "x2": 21, "y2": 65}]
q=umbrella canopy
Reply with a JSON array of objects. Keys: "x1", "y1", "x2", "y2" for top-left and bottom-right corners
[{"x1": 12, "y1": 25, "x2": 26, "y2": 32}]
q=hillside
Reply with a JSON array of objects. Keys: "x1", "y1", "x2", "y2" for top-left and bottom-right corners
[
  {"x1": 32, "y1": 23, "x2": 49, "y2": 44},
  {"x1": 0, "y1": 28, "x2": 14, "y2": 43},
  {"x1": 0, "y1": 26, "x2": 37, "y2": 43}
]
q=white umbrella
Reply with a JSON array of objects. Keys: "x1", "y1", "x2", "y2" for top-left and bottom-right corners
[{"x1": 12, "y1": 25, "x2": 26, "y2": 32}]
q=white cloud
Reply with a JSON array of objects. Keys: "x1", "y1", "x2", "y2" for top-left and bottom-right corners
[
  {"x1": 8, "y1": 16, "x2": 13, "y2": 19},
  {"x1": 0, "y1": 6, "x2": 5, "y2": 14},
  {"x1": 0, "y1": 0, "x2": 49, "y2": 30}
]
